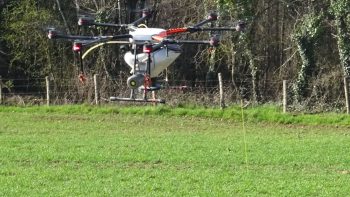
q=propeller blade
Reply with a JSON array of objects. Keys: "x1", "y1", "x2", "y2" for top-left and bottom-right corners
[
  {"x1": 194, "y1": 12, "x2": 218, "y2": 27},
  {"x1": 78, "y1": 15, "x2": 129, "y2": 28},
  {"x1": 48, "y1": 29, "x2": 132, "y2": 41},
  {"x1": 87, "y1": 22, "x2": 129, "y2": 28},
  {"x1": 78, "y1": 8, "x2": 154, "y2": 28},
  {"x1": 130, "y1": 9, "x2": 154, "y2": 26}
]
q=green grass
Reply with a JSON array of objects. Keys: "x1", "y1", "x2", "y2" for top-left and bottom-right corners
[
  {"x1": 0, "y1": 105, "x2": 350, "y2": 196},
  {"x1": 1, "y1": 104, "x2": 350, "y2": 126}
]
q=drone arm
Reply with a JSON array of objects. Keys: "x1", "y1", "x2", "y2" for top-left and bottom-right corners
[
  {"x1": 151, "y1": 43, "x2": 164, "y2": 51},
  {"x1": 111, "y1": 34, "x2": 133, "y2": 39},
  {"x1": 131, "y1": 11, "x2": 153, "y2": 26},
  {"x1": 48, "y1": 32, "x2": 98, "y2": 40},
  {"x1": 86, "y1": 34, "x2": 132, "y2": 46},
  {"x1": 159, "y1": 36, "x2": 220, "y2": 47},
  {"x1": 91, "y1": 22, "x2": 129, "y2": 28},
  {"x1": 73, "y1": 34, "x2": 131, "y2": 42},
  {"x1": 163, "y1": 39, "x2": 210, "y2": 45},
  {"x1": 187, "y1": 26, "x2": 244, "y2": 33},
  {"x1": 61, "y1": 35, "x2": 97, "y2": 40},
  {"x1": 152, "y1": 21, "x2": 245, "y2": 42}
]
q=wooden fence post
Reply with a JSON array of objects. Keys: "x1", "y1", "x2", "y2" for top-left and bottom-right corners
[
  {"x1": 218, "y1": 73, "x2": 225, "y2": 109},
  {"x1": 344, "y1": 77, "x2": 350, "y2": 114},
  {"x1": 0, "y1": 76, "x2": 3, "y2": 104},
  {"x1": 283, "y1": 80, "x2": 287, "y2": 113},
  {"x1": 94, "y1": 74, "x2": 99, "y2": 105},
  {"x1": 46, "y1": 76, "x2": 50, "y2": 106}
]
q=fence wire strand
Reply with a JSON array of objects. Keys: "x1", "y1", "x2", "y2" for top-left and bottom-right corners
[{"x1": 0, "y1": 76, "x2": 348, "y2": 113}]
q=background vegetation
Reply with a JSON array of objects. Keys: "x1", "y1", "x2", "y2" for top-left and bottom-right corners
[{"x1": 1, "y1": 0, "x2": 350, "y2": 109}]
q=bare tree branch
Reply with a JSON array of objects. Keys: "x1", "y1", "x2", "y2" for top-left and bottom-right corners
[{"x1": 55, "y1": 0, "x2": 71, "y2": 34}]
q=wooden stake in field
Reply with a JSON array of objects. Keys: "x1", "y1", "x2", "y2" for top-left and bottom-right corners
[
  {"x1": 283, "y1": 80, "x2": 288, "y2": 113},
  {"x1": 344, "y1": 76, "x2": 350, "y2": 114},
  {"x1": 94, "y1": 74, "x2": 100, "y2": 105},
  {"x1": 45, "y1": 76, "x2": 50, "y2": 106},
  {"x1": 218, "y1": 73, "x2": 225, "y2": 109}
]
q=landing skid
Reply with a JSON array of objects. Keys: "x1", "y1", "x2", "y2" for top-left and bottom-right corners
[
  {"x1": 109, "y1": 88, "x2": 165, "y2": 104},
  {"x1": 109, "y1": 97, "x2": 165, "y2": 104}
]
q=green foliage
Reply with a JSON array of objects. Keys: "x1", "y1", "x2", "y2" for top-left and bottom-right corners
[
  {"x1": 330, "y1": 0, "x2": 350, "y2": 76},
  {"x1": 1, "y1": 0, "x2": 57, "y2": 77},
  {"x1": 292, "y1": 13, "x2": 324, "y2": 102},
  {"x1": 215, "y1": 0, "x2": 259, "y2": 101},
  {"x1": 334, "y1": 17, "x2": 350, "y2": 76},
  {"x1": 216, "y1": 0, "x2": 254, "y2": 17},
  {"x1": 293, "y1": 14, "x2": 324, "y2": 41},
  {"x1": 330, "y1": 0, "x2": 350, "y2": 17}
]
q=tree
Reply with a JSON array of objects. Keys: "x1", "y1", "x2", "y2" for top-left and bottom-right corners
[
  {"x1": 330, "y1": 0, "x2": 350, "y2": 76},
  {"x1": 1, "y1": 0, "x2": 58, "y2": 78},
  {"x1": 292, "y1": 12, "x2": 324, "y2": 103}
]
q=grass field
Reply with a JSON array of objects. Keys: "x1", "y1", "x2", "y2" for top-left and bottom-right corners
[{"x1": 0, "y1": 105, "x2": 350, "y2": 196}]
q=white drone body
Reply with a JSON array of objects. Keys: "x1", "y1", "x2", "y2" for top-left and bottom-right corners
[{"x1": 124, "y1": 28, "x2": 181, "y2": 78}]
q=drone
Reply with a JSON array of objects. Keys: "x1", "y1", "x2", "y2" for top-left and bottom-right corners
[{"x1": 48, "y1": 9, "x2": 245, "y2": 103}]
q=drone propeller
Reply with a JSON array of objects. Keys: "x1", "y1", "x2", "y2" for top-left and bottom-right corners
[
  {"x1": 77, "y1": 8, "x2": 154, "y2": 29},
  {"x1": 131, "y1": 9, "x2": 154, "y2": 26},
  {"x1": 78, "y1": 16, "x2": 129, "y2": 28},
  {"x1": 48, "y1": 28, "x2": 94, "y2": 40},
  {"x1": 194, "y1": 12, "x2": 218, "y2": 27},
  {"x1": 47, "y1": 27, "x2": 133, "y2": 83},
  {"x1": 48, "y1": 28, "x2": 132, "y2": 41}
]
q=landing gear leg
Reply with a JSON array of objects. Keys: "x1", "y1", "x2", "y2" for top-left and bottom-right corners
[{"x1": 130, "y1": 89, "x2": 135, "y2": 99}]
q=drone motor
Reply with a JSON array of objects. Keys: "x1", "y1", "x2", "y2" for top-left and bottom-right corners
[{"x1": 127, "y1": 73, "x2": 145, "y2": 89}]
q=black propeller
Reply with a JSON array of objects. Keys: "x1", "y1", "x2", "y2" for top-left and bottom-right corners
[
  {"x1": 77, "y1": 8, "x2": 154, "y2": 28},
  {"x1": 194, "y1": 12, "x2": 218, "y2": 27}
]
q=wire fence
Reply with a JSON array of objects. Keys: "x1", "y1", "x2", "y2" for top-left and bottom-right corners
[{"x1": 0, "y1": 75, "x2": 349, "y2": 114}]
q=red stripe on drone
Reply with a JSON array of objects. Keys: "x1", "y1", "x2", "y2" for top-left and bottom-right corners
[
  {"x1": 152, "y1": 28, "x2": 188, "y2": 42},
  {"x1": 165, "y1": 28, "x2": 188, "y2": 35}
]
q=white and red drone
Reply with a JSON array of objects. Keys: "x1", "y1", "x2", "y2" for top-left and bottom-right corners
[{"x1": 48, "y1": 9, "x2": 245, "y2": 103}]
